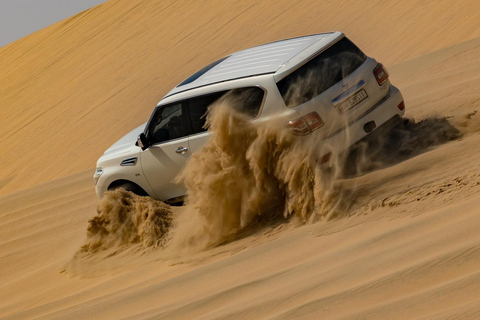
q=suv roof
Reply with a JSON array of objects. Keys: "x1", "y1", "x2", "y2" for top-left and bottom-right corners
[{"x1": 165, "y1": 31, "x2": 343, "y2": 98}]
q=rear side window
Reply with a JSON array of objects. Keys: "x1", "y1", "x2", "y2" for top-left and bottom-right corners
[
  {"x1": 276, "y1": 37, "x2": 367, "y2": 108},
  {"x1": 187, "y1": 87, "x2": 265, "y2": 134}
]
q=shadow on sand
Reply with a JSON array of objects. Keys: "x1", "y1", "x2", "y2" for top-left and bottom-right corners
[{"x1": 343, "y1": 116, "x2": 461, "y2": 177}]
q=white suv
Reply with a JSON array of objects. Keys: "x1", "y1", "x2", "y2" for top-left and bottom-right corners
[{"x1": 94, "y1": 32, "x2": 405, "y2": 201}]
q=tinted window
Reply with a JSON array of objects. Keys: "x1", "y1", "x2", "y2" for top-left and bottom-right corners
[
  {"x1": 187, "y1": 87, "x2": 265, "y2": 134},
  {"x1": 188, "y1": 91, "x2": 225, "y2": 134},
  {"x1": 276, "y1": 37, "x2": 367, "y2": 108},
  {"x1": 221, "y1": 87, "x2": 264, "y2": 119},
  {"x1": 148, "y1": 103, "x2": 187, "y2": 144}
]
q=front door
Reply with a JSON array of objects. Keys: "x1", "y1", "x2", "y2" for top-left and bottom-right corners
[{"x1": 140, "y1": 102, "x2": 191, "y2": 200}]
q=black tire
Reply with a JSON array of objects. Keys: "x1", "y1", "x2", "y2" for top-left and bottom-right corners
[{"x1": 110, "y1": 182, "x2": 148, "y2": 197}]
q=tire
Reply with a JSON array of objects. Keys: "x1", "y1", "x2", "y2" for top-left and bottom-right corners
[{"x1": 110, "y1": 182, "x2": 148, "y2": 197}]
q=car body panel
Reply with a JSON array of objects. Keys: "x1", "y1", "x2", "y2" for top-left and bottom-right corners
[
  {"x1": 291, "y1": 58, "x2": 392, "y2": 138},
  {"x1": 139, "y1": 138, "x2": 191, "y2": 200},
  {"x1": 102, "y1": 123, "x2": 145, "y2": 158},
  {"x1": 313, "y1": 85, "x2": 404, "y2": 158}
]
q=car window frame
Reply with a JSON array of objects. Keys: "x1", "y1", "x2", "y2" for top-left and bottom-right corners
[
  {"x1": 184, "y1": 85, "x2": 267, "y2": 138},
  {"x1": 144, "y1": 101, "x2": 192, "y2": 146},
  {"x1": 144, "y1": 85, "x2": 268, "y2": 143},
  {"x1": 184, "y1": 90, "x2": 226, "y2": 136}
]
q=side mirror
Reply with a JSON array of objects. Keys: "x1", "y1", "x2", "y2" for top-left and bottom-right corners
[{"x1": 137, "y1": 133, "x2": 150, "y2": 151}]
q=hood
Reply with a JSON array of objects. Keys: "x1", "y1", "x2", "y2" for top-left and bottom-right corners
[{"x1": 102, "y1": 123, "x2": 146, "y2": 158}]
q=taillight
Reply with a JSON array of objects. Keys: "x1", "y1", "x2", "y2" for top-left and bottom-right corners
[
  {"x1": 285, "y1": 112, "x2": 324, "y2": 135},
  {"x1": 373, "y1": 63, "x2": 389, "y2": 85},
  {"x1": 285, "y1": 118, "x2": 310, "y2": 135},
  {"x1": 397, "y1": 101, "x2": 405, "y2": 111},
  {"x1": 303, "y1": 112, "x2": 324, "y2": 131},
  {"x1": 317, "y1": 152, "x2": 331, "y2": 165}
]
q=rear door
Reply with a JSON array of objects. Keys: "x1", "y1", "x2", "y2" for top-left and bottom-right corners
[
  {"x1": 185, "y1": 91, "x2": 224, "y2": 155},
  {"x1": 140, "y1": 102, "x2": 191, "y2": 200},
  {"x1": 186, "y1": 87, "x2": 266, "y2": 154}
]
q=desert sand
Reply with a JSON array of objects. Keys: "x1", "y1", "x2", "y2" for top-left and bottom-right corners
[{"x1": 1, "y1": 0, "x2": 480, "y2": 319}]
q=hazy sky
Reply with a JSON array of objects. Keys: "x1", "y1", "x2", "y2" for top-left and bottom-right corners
[{"x1": 0, "y1": 0, "x2": 106, "y2": 48}]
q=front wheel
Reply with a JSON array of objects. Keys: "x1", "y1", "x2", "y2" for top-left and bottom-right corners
[{"x1": 110, "y1": 182, "x2": 148, "y2": 197}]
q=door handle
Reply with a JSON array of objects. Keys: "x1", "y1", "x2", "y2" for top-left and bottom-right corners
[{"x1": 175, "y1": 146, "x2": 189, "y2": 154}]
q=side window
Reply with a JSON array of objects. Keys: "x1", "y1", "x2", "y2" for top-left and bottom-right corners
[
  {"x1": 148, "y1": 102, "x2": 188, "y2": 144},
  {"x1": 187, "y1": 91, "x2": 225, "y2": 134},
  {"x1": 187, "y1": 87, "x2": 265, "y2": 134},
  {"x1": 222, "y1": 87, "x2": 264, "y2": 119}
]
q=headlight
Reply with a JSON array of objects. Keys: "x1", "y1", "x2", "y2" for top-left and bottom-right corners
[{"x1": 93, "y1": 167, "x2": 104, "y2": 185}]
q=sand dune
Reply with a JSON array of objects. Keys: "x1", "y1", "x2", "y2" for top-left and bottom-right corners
[
  {"x1": 2, "y1": 0, "x2": 480, "y2": 319},
  {"x1": 2, "y1": 0, "x2": 480, "y2": 195}
]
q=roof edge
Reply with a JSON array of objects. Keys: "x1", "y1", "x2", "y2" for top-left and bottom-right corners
[{"x1": 273, "y1": 31, "x2": 345, "y2": 82}]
